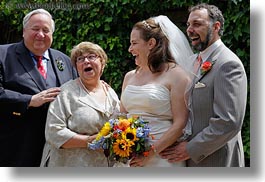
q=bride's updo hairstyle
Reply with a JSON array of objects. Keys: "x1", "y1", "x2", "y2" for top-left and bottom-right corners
[{"x1": 133, "y1": 18, "x2": 176, "y2": 73}]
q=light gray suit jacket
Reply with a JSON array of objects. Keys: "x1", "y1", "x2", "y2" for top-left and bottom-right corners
[{"x1": 186, "y1": 41, "x2": 247, "y2": 167}]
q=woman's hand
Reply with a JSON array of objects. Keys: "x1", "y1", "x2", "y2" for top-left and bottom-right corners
[{"x1": 129, "y1": 150, "x2": 155, "y2": 167}]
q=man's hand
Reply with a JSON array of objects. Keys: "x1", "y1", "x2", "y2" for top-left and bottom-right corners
[
  {"x1": 29, "y1": 87, "x2": 61, "y2": 107},
  {"x1": 159, "y1": 141, "x2": 190, "y2": 163}
]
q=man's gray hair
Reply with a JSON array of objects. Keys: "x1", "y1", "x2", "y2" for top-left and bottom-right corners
[{"x1": 23, "y1": 9, "x2": 55, "y2": 33}]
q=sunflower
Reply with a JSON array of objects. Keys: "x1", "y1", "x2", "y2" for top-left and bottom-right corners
[
  {"x1": 124, "y1": 127, "x2": 138, "y2": 142},
  {"x1": 96, "y1": 122, "x2": 111, "y2": 140},
  {"x1": 113, "y1": 137, "x2": 134, "y2": 158}
]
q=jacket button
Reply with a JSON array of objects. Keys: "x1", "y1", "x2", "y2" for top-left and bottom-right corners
[{"x1": 12, "y1": 112, "x2": 21, "y2": 116}]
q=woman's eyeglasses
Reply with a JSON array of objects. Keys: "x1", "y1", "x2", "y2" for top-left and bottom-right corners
[{"x1": 76, "y1": 54, "x2": 98, "y2": 63}]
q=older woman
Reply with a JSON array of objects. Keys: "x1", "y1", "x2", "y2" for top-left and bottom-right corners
[{"x1": 40, "y1": 42, "x2": 120, "y2": 167}]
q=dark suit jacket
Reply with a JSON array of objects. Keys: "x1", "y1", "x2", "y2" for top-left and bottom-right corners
[{"x1": 0, "y1": 41, "x2": 77, "y2": 166}]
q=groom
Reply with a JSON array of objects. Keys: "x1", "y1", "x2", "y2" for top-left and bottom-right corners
[{"x1": 159, "y1": 3, "x2": 247, "y2": 167}]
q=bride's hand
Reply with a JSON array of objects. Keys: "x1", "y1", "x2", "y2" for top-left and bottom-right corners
[
  {"x1": 129, "y1": 155, "x2": 146, "y2": 167},
  {"x1": 129, "y1": 152, "x2": 155, "y2": 167}
]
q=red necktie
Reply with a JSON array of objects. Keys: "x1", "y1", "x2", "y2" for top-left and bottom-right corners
[{"x1": 35, "y1": 55, "x2": 46, "y2": 79}]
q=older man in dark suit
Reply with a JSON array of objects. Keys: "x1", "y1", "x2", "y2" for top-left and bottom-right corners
[{"x1": 0, "y1": 9, "x2": 77, "y2": 166}]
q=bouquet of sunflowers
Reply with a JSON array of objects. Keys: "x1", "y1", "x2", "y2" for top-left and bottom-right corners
[{"x1": 89, "y1": 114, "x2": 153, "y2": 166}]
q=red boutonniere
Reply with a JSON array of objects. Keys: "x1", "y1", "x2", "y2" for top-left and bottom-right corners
[{"x1": 200, "y1": 61, "x2": 213, "y2": 75}]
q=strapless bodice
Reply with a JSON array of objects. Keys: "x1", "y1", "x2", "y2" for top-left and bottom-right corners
[
  {"x1": 121, "y1": 84, "x2": 185, "y2": 167},
  {"x1": 121, "y1": 84, "x2": 172, "y2": 142}
]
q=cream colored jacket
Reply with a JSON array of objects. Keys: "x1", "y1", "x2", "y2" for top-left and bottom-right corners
[{"x1": 40, "y1": 79, "x2": 120, "y2": 167}]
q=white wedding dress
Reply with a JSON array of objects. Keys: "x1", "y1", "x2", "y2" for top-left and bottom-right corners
[{"x1": 121, "y1": 84, "x2": 185, "y2": 167}]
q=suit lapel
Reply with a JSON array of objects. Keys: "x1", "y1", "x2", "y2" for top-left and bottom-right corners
[
  {"x1": 195, "y1": 44, "x2": 225, "y2": 83},
  {"x1": 49, "y1": 49, "x2": 62, "y2": 86},
  {"x1": 49, "y1": 49, "x2": 71, "y2": 86},
  {"x1": 16, "y1": 41, "x2": 46, "y2": 91},
  {"x1": 195, "y1": 58, "x2": 214, "y2": 83},
  {"x1": 77, "y1": 86, "x2": 106, "y2": 113}
]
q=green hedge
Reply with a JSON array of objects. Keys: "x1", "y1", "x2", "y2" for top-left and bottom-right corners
[{"x1": 0, "y1": 0, "x2": 250, "y2": 166}]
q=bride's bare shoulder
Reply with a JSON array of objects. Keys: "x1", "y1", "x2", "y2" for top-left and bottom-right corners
[
  {"x1": 168, "y1": 64, "x2": 191, "y2": 83},
  {"x1": 124, "y1": 69, "x2": 136, "y2": 78},
  {"x1": 123, "y1": 69, "x2": 137, "y2": 84}
]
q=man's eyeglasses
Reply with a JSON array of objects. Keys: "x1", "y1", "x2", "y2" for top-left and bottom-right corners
[{"x1": 76, "y1": 54, "x2": 98, "y2": 63}]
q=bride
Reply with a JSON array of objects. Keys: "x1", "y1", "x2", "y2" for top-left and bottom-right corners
[{"x1": 120, "y1": 15, "x2": 194, "y2": 167}]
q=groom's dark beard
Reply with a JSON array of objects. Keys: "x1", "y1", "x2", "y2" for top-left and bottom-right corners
[{"x1": 193, "y1": 27, "x2": 213, "y2": 52}]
